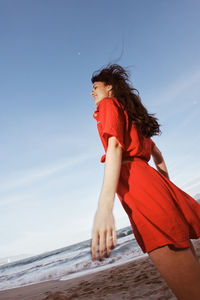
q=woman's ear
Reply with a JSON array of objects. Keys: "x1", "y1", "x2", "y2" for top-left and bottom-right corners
[{"x1": 107, "y1": 84, "x2": 113, "y2": 92}]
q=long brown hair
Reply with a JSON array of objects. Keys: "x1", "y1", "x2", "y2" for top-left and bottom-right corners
[{"x1": 91, "y1": 64, "x2": 161, "y2": 138}]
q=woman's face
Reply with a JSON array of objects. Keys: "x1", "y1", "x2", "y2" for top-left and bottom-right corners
[{"x1": 91, "y1": 81, "x2": 113, "y2": 106}]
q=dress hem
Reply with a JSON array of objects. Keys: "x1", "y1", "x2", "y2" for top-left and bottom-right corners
[{"x1": 144, "y1": 237, "x2": 200, "y2": 254}]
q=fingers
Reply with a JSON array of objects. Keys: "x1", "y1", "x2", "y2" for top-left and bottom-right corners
[
  {"x1": 91, "y1": 228, "x2": 117, "y2": 261},
  {"x1": 112, "y1": 227, "x2": 117, "y2": 248},
  {"x1": 106, "y1": 228, "x2": 113, "y2": 257},
  {"x1": 107, "y1": 228, "x2": 117, "y2": 254},
  {"x1": 99, "y1": 230, "x2": 106, "y2": 261},
  {"x1": 91, "y1": 231, "x2": 99, "y2": 261}
]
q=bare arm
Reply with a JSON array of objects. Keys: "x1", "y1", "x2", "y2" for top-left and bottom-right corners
[
  {"x1": 152, "y1": 145, "x2": 170, "y2": 180},
  {"x1": 91, "y1": 136, "x2": 122, "y2": 261},
  {"x1": 98, "y1": 136, "x2": 123, "y2": 211}
]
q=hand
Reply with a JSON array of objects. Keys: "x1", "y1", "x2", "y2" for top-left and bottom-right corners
[{"x1": 91, "y1": 208, "x2": 117, "y2": 261}]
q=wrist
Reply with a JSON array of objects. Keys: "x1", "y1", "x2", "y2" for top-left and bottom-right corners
[{"x1": 98, "y1": 196, "x2": 114, "y2": 212}]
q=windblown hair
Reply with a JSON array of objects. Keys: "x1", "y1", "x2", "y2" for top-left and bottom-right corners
[{"x1": 91, "y1": 64, "x2": 161, "y2": 138}]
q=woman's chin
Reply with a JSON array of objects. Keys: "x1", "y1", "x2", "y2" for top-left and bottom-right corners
[{"x1": 95, "y1": 99, "x2": 101, "y2": 106}]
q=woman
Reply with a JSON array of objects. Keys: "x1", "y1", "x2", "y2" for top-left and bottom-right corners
[{"x1": 90, "y1": 64, "x2": 200, "y2": 300}]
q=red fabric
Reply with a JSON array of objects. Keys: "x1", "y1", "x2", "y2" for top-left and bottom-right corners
[
  {"x1": 93, "y1": 97, "x2": 200, "y2": 253},
  {"x1": 93, "y1": 97, "x2": 155, "y2": 163}
]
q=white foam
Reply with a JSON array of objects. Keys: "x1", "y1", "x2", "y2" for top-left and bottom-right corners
[
  {"x1": 0, "y1": 229, "x2": 140, "y2": 291},
  {"x1": 60, "y1": 253, "x2": 147, "y2": 281}
]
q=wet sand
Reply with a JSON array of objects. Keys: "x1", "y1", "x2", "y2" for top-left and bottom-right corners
[{"x1": 0, "y1": 239, "x2": 200, "y2": 300}]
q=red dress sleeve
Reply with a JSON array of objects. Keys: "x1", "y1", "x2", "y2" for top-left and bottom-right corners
[{"x1": 98, "y1": 98, "x2": 126, "y2": 151}]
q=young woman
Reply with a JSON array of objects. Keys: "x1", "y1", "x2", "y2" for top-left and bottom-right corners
[{"x1": 90, "y1": 64, "x2": 200, "y2": 300}]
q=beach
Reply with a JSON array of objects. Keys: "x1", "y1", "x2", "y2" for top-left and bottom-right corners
[{"x1": 1, "y1": 239, "x2": 200, "y2": 300}]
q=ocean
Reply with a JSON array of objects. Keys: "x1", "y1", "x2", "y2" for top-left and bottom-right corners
[{"x1": 0, "y1": 225, "x2": 146, "y2": 292}]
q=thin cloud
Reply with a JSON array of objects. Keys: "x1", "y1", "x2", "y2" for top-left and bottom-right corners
[
  {"x1": 0, "y1": 153, "x2": 95, "y2": 193},
  {"x1": 0, "y1": 194, "x2": 32, "y2": 206},
  {"x1": 152, "y1": 67, "x2": 200, "y2": 106},
  {"x1": 182, "y1": 176, "x2": 200, "y2": 190},
  {"x1": 184, "y1": 183, "x2": 200, "y2": 196}
]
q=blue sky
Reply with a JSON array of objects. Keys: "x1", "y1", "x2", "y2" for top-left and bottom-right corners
[{"x1": 0, "y1": 0, "x2": 200, "y2": 258}]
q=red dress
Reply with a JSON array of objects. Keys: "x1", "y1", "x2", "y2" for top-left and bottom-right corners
[{"x1": 93, "y1": 97, "x2": 200, "y2": 253}]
